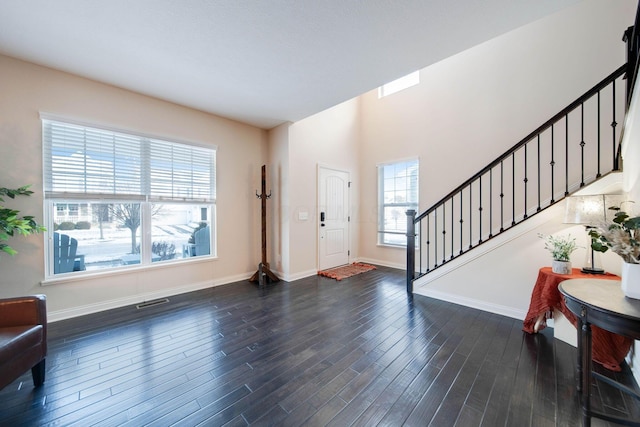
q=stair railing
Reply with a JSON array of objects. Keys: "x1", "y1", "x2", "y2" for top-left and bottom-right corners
[
  {"x1": 406, "y1": 65, "x2": 627, "y2": 292},
  {"x1": 624, "y1": 5, "x2": 640, "y2": 106}
]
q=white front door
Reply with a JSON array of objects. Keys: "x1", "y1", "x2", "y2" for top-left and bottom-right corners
[{"x1": 318, "y1": 166, "x2": 350, "y2": 270}]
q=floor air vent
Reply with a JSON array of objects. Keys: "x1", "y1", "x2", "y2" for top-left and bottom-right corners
[{"x1": 136, "y1": 298, "x2": 169, "y2": 309}]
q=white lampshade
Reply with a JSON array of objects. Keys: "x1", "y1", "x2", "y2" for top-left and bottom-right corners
[{"x1": 563, "y1": 194, "x2": 625, "y2": 225}]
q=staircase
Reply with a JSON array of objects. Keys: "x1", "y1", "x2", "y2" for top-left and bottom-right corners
[{"x1": 406, "y1": 14, "x2": 640, "y2": 293}]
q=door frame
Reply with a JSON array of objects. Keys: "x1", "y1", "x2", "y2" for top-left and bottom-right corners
[{"x1": 317, "y1": 164, "x2": 351, "y2": 270}]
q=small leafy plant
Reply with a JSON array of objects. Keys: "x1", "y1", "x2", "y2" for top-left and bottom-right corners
[
  {"x1": 0, "y1": 185, "x2": 46, "y2": 256},
  {"x1": 151, "y1": 241, "x2": 176, "y2": 261},
  {"x1": 539, "y1": 233, "x2": 578, "y2": 262}
]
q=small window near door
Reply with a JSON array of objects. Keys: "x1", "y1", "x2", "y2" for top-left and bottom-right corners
[
  {"x1": 377, "y1": 159, "x2": 419, "y2": 246},
  {"x1": 378, "y1": 71, "x2": 420, "y2": 98}
]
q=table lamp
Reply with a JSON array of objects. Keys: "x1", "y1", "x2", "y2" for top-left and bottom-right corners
[{"x1": 563, "y1": 194, "x2": 624, "y2": 274}]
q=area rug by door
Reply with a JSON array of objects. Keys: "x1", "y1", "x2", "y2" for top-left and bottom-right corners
[{"x1": 318, "y1": 262, "x2": 377, "y2": 281}]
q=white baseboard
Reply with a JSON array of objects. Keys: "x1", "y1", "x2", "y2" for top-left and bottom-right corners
[
  {"x1": 278, "y1": 268, "x2": 316, "y2": 282},
  {"x1": 415, "y1": 287, "x2": 526, "y2": 320},
  {"x1": 553, "y1": 309, "x2": 577, "y2": 347},
  {"x1": 357, "y1": 257, "x2": 404, "y2": 270},
  {"x1": 48, "y1": 271, "x2": 254, "y2": 322},
  {"x1": 628, "y1": 344, "x2": 640, "y2": 387},
  {"x1": 359, "y1": 258, "x2": 527, "y2": 320}
]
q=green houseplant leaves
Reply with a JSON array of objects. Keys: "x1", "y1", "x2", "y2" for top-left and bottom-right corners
[{"x1": 0, "y1": 185, "x2": 46, "y2": 256}]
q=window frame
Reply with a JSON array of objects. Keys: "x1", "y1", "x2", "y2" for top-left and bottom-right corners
[
  {"x1": 41, "y1": 115, "x2": 217, "y2": 280},
  {"x1": 377, "y1": 158, "x2": 419, "y2": 247}
]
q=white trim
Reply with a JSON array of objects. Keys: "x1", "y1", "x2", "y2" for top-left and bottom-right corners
[
  {"x1": 357, "y1": 257, "x2": 404, "y2": 270},
  {"x1": 42, "y1": 255, "x2": 217, "y2": 286},
  {"x1": 282, "y1": 268, "x2": 318, "y2": 282},
  {"x1": 414, "y1": 287, "x2": 525, "y2": 320},
  {"x1": 47, "y1": 271, "x2": 253, "y2": 322},
  {"x1": 376, "y1": 156, "x2": 419, "y2": 168}
]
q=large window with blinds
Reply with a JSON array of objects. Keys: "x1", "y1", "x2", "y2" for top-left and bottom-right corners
[
  {"x1": 377, "y1": 159, "x2": 418, "y2": 246},
  {"x1": 42, "y1": 117, "x2": 216, "y2": 277}
]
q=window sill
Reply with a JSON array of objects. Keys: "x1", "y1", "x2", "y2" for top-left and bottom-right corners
[
  {"x1": 377, "y1": 243, "x2": 406, "y2": 249},
  {"x1": 376, "y1": 243, "x2": 420, "y2": 251},
  {"x1": 41, "y1": 255, "x2": 217, "y2": 286}
]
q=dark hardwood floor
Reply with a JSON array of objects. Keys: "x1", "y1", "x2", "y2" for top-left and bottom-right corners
[{"x1": 1, "y1": 266, "x2": 639, "y2": 426}]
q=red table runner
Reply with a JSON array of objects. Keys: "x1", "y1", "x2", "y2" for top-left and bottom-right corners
[{"x1": 523, "y1": 267, "x2": 632, "y2": 371}]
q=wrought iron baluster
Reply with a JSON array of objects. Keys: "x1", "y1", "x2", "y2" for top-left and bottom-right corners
[
  {"x1": 450, "y1": 198, "x2": 454, "y2": 260},
  {"x1": 550, "y1": 124, "x2": 555, "y2": 204},
  {"x1": 479, "y1": 175, "x2": 483, "y2": 243},
  {"x1": 511, "y1": 152, "x2": 516, "y2": 226},
  {"x1": 612, "y1": 79, "x2": 618, "y2": 170},
  {"x1": 418, "y1": 220, "x2": 422, "y2": 274},
  {"x1": 537, "y1": 134, "x2": 541, "y2": 212},
  {"x1": 434, "y1": 209, "x2": 438, "y2": 267},
  {"x1": 580, "y1": 103, "x2": 585, "y2": 187},
  {"x1": 524, "y1": 143, "x2": 528, "y2": 219},
  {"x1": 442, "y1": 203, "x2": 446, "y2": 264},
  {"x1": 469, "y1": 183, "x2": 473, "y2": 249},
  {"x1": 423, "y1": 215, "x2": 431, "y2": 273},
  {"x1": 500, "y1": 161, "x2": 504, "y2": 232},
  {"x1": 597, "y1": 91, "x2": 601, "y2": 178},
  {"x1": 565, "y1": 114, "x2": 570, "y2": 195},
  {"x1": 459, "y1": 189, "x2": 463, "y2": 255},
  {"x1": 489, "y1": 168, "x2": 493, "y2": 238}
]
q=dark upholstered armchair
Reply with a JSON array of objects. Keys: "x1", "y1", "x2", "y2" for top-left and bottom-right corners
[{"x1": 0, "y1": 295, "x2": 47, "y2": 390}]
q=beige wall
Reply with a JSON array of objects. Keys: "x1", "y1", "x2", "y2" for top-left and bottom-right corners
[
  {"x1": 0, "y1": 55, "x2": 267, "y2": 319},
  {"x1": 267, "y1": 122, "x2": 291, "y2": 277},
  {"x1": 285, "y1": 99, "x2": 361, "y2": 278},
  {"x1": 265, "y1": 0, "x2": 635, "y2": 283},
  {"x1": 358, "y1": 0, "x2": 636, "y2": 270},
  {"x1": 354, "y1": 0, "x2": 635, "y2": 321}
]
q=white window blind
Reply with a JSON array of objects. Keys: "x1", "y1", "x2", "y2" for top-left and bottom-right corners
[
  {"x1": 43, "y1": 119, "x2": 216, "y2": 202},
  {"x1": 149, "y1": 139, "x2": 216, "y2": 202}
]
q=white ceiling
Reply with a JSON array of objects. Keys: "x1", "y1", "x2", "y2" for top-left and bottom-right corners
[{"x1": 0, "y1": 0, "x2": 579, "y2": 129}]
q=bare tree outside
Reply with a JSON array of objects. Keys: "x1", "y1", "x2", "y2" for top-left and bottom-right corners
[
  {"x1": 92, "y1": 204, "x2": 109, "y2": 240},
  {"x1": 110, "y1": 204, "x2": 163, "y2": 254},
  {"x1": 110, "y1": 204, "x2": 140, "y2": 254}
]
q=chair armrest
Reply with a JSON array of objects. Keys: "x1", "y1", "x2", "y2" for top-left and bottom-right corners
[
  {"x1": 0, "y1": 295, "x2": 47, "y2": 328},
  {"x1": 73, "y1": 254, "x2": 85, "y2": 271}
]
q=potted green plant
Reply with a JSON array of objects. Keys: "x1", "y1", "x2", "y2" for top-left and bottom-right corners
[
  {"x1": 539, "y1": 233, "x2": 578, "y2": 274},
  {"x1": 589, "y1": 205, "x2": 640, "y2": 298},
  {"x1": 1, "y1": 185, "x2": 46, "y2": 256}
]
